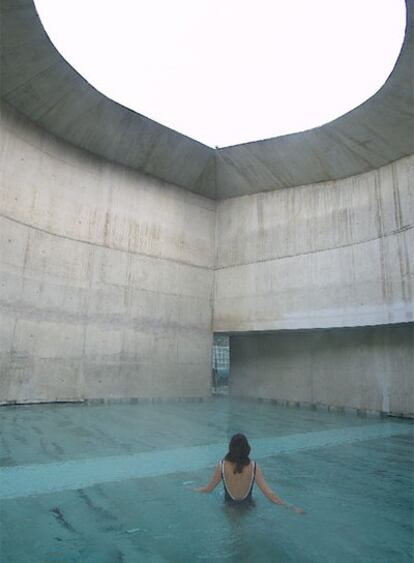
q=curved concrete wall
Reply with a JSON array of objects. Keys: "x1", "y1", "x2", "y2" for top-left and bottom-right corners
[
  {"x1": 214, "y1": 155, "x2": 414, "y2": 331},
  {"x1": 1, "y1": 101, "x2": 413, "y2": 409},
  {"x1": 0, "y1": 104, "x2": 215, "y2": 404},
  {"x1": 230, "y1": 325, "x2": 414, "y2": 417}
]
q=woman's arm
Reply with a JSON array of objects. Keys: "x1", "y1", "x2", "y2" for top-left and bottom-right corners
[
  {"x1": 193, "y1": 464, "x2": 222, "y2": 493},
  {"x1": 255, "y1": 464, "x2": 305, "y2": 514}
]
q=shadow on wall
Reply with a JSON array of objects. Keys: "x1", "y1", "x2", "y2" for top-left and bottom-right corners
[{"x1": 229, "y1": 324, "x2": 414, "y2": 418}]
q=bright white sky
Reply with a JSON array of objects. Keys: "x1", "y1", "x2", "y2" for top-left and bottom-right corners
[{"x1": 34, "y1": 0, "x2": 406, "y2": 148}]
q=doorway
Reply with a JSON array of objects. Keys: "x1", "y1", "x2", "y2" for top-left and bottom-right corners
[{"x1": 211, "y1": 334, "x2": 230, "y2": 395}]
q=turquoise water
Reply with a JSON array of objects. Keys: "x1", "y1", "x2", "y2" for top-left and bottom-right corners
[{"x1": 1, "y1": 398, "x2": 413, "y2": 562}]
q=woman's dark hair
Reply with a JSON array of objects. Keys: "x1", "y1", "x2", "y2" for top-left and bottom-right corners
[{"x1": 225, "y1": 433, "x2": 251, "y2": 474}]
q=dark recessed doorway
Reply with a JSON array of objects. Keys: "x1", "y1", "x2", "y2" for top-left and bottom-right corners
[{"x1": 212, "y1": 334, "x2": 229, "y2": 395}]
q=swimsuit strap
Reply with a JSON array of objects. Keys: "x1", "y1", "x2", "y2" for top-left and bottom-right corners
[{"x1": 248, "y1": 461, "x2": 256, "y2": 494}]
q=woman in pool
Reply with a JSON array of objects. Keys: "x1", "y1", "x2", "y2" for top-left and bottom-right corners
[{"x1": 194, "y1": 433, "x2": 304, "y2": 514}]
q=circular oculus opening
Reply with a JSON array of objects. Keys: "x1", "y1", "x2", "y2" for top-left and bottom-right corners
[{"x1": 34, "y1": 0, "x2": 406, "y2": 148}]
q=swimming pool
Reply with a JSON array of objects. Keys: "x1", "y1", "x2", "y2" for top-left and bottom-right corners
[{"x1": 1, "y1": 398, "x2": 412, "y2": 562}]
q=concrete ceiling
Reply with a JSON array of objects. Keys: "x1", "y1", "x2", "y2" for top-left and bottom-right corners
[{"x1": 1, "y1": 0, "x2": 413, "y2": 199}]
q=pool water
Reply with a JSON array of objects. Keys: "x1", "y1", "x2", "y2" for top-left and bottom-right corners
[{"x1": 1, "y1": 398, "x2": 413, "y2": 562}]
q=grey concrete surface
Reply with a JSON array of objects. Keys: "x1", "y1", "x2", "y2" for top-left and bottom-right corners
[
  {"x1": 1, "y1": 104, "x2": 413, "y2": 405},
  {"x1": 1, "y1": 0, "x2": 413, "y2": 198},
  {"x1": 230, "y1": 325, "x2": 414, "y2": 417},
  {"x1": 0, "y1": 105, "x2": 215, "y2": 404},
  {"x1": 214, "y1": 155, "x2": 414, "y2": 332}
]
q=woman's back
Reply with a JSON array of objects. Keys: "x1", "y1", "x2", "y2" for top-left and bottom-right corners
[{"x1": 221, "y1": 460, "x2": 256, "y2": 502}]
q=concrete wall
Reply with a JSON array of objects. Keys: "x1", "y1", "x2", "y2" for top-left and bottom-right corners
[
  {"x1": 0, "y1": 105, "x2": 215, "y2": 404},
  {"x1": 230, "y1": 324, "x2": 414, "y2": 417},
  {"x1": 1, "y1": 102, "x2": 413, "y2": 409},
  {"x1": 215, "y1": 155, "x2": 413, "y2": 416},
  {"x1": 214, "y1": 155, "x2": 414, "y2": 331}
]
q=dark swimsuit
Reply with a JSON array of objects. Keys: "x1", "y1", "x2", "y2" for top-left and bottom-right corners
[{"x1": 220, "y1": 459, "x2": 256, "y2": 505}]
